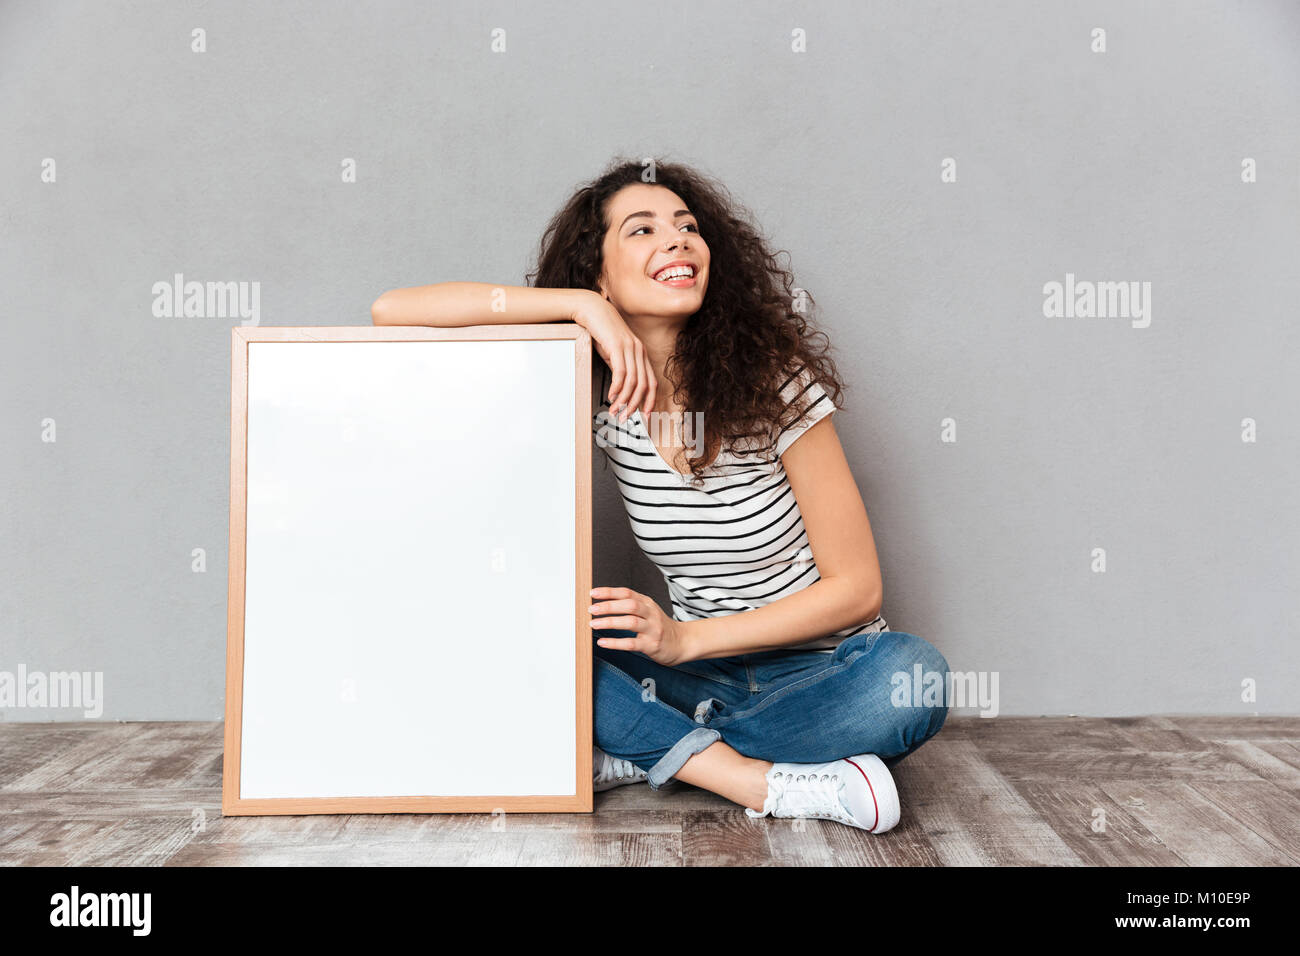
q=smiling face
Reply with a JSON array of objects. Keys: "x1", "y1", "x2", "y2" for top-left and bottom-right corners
[{"x1": 596, "y1": 183, "x2": 710, "y2": 325}]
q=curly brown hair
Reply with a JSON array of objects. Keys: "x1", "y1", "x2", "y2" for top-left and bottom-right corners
[{"x1": 526, "y1": 156, "x2": 846, "y2": 487}]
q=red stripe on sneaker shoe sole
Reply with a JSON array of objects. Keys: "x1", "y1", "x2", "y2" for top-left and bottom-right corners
[{"x1": 843, "y1": 757, "x2": 881, "y2": 832}]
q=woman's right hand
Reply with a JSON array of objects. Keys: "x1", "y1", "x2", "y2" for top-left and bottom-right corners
[{"x1": 571, "y1": 291, "x2": 657, "y2": 423}]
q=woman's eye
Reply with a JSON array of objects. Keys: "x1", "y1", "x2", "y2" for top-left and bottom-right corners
[{"x1": 632, "y1": 222, "x2": 699, "y2": 236}]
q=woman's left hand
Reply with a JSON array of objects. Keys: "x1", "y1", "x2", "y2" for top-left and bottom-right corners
[{"x1": 590, "y1": 586, "x2": 693, "y2": 666}]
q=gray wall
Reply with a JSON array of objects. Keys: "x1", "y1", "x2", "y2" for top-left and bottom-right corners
[{"x1": 2, "y1": 1, "x2": 1297, "y2": 720}]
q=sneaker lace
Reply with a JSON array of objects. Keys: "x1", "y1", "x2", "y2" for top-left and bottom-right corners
[
  {"x1": 768, "y1": 769, "x2": 850, "y2": 823},
  {"x1": 595, "y1": 749, "x2": 640, "y2": 785}
]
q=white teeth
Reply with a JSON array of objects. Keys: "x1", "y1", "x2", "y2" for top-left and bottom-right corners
[{"x1": 654, "y1": 266, "x2": 695, "y2": 281}]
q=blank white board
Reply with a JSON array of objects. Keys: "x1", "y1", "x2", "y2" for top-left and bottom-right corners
[{"x1": 224, "y1": 325, "x2": 592, "y2": 814}]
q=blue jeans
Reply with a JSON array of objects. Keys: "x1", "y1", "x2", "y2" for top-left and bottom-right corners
[{"x1": 593, "y1": 628, "x2": 951, "y2": 791}]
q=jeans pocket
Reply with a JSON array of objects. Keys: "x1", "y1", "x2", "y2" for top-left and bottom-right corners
[
  {"x1": 671, "y1": 658, "x2": 751, "y2": 692},
  {"x1": 832, "y1": 629, "x2": 882, "y2": 665}
]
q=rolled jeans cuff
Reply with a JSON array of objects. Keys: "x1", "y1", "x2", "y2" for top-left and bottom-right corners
[{"x1": 646, "y1": 726, "x2": 721, "y2": 791}]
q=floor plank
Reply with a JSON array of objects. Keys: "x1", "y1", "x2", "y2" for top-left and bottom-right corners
[
  {"x1": 1095, "y1": 781, "x2": 1298, "y2": 866},
  {"x1": 900, "y1": 733, "x2": 1081, "y2": 865},
  {"x1": 1, "y1": 716, "x2": 1295, "y2": 866},
  {"x1": 1007, "y1": 782, "x2": 1182, "y2": 866}
]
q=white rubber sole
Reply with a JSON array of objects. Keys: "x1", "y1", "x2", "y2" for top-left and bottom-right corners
[
  {"x1": 594, "y1": 772, "x2": 648, "y2": 793},
  {"x1": 842, "y1": 753, "x2": 902, "y2": 833}
]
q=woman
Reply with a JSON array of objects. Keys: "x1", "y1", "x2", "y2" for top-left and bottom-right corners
[{"x1": 372, "y1": 158, "x2": 950, "y2": 833}]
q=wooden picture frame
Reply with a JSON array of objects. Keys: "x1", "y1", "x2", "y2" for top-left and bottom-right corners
[{"x1": 223, "y1": 324, "x2": 593, "y2": 815}]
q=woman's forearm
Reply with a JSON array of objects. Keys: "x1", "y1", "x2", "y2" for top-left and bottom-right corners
[
  {"x1": 371, "y1": 282, "x2": 593, "y2": 328},
  {"x1": 679, "y1": 576, "x2": 880, "y2": 662}
]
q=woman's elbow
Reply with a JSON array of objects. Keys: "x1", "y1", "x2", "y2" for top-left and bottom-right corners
[{"x1": 859, "y1": 579, "x2": 883, "y2": 622}]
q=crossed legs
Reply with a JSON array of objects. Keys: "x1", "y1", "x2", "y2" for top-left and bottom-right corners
[{"x1": 593, "y1": 629, "x2": 950, "y2": 810}]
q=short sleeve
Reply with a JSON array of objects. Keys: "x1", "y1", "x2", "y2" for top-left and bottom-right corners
[{"x1": 773, "y1": 366, "x2": 835, "y2": 457}]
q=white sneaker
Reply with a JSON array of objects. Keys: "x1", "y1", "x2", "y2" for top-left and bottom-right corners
[
  {"x1": 593, "y1": 745, "x2": 649, "y2": 792},
  {"x1": 745, "y1": 753, "x2": 901, "y2": 833}
]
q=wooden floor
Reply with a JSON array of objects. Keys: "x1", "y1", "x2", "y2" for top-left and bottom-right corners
[{"x1": 1, "y1": 716, "x2": 1297, "y2": 866}]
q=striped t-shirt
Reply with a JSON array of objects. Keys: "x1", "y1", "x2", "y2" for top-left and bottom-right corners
[{"x1": 591, "y1": 360, "x2": 888, "y2": 653}]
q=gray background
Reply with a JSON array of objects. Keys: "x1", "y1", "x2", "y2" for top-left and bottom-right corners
[{"x1": 2, "y1": 1, "x2": 1297, "y2": 720}]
